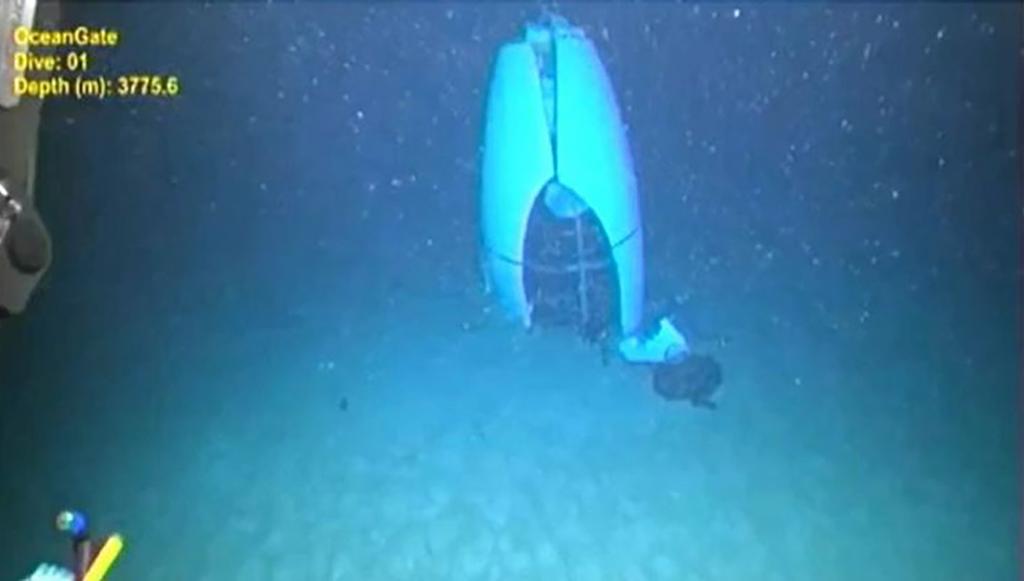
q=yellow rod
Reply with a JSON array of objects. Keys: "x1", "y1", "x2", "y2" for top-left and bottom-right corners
[{"x1": 82, "y1": 534, "x2": 124, "y2": 581}]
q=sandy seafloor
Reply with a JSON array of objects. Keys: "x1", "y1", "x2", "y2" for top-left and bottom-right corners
[{"x1": 2, "y1": 256, "x2": 1016, "y2": 580}]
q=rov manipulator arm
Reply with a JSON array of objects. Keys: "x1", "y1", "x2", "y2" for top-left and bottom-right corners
[{"x1": 0, "y1": 0, "x2": 56, "y2": 318}]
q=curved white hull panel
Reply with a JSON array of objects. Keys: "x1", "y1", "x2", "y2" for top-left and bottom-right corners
[
  {"x1": 480, "y1": 42, "x2": 555, "y2": 326},
  {"x1": 554, "y1": 33, "x2": 644, "y2": 335}
]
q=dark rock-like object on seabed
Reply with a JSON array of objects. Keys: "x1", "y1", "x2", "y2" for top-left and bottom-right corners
[{"x1": 652, "y1": 354, "x2": 723, "y2": 409}]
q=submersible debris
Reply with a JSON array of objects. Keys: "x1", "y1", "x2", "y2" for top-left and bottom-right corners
[{"x1": 652, "y1": 354, "x2": 723, "y2": 409}]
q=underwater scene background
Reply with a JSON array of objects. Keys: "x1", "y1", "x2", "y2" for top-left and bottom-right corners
[{"x1": 1, "y1": 3, "x2": 1019, "y2": 580}]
